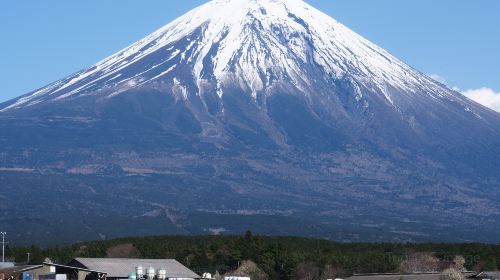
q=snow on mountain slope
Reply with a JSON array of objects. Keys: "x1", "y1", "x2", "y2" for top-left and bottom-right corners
[{"x1": 1, "y1": 0, "x2": 467, "y2": 113}]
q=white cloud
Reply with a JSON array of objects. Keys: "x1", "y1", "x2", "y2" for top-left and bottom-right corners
[
  {"x1": 427, "y1": 73, "x2": 500, "y2": 113},
  {"x1": 462, "y1": 87, "x2": 500, "y2": 113}
]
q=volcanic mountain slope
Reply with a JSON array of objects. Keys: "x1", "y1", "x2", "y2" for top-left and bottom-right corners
[{"x1": 1, "y1": 0, "x2": 500, "y2": 244}]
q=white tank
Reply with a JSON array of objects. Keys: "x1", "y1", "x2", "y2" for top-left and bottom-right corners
[
  {"x1": 136, "y1": 266, "x2": 144, "y2": 278},
  {"x1": 157, "y1": 268, "x2": 167, "y2": 280},
  {"x1": 147, "y1": 267, "x2": 155, "y2": 280}
]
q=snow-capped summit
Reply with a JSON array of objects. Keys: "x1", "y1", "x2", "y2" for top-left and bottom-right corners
[{"x1": 2, "y1": 0, "x2": 460, "y2": 112}]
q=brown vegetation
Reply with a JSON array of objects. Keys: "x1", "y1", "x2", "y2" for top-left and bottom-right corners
[
  {"x1": 400, "y1": 252, "x2": 440, "y2": 273},
  {"x1": 219, "y1": 260, "x2": 268, "y2": 280},
  {"x1": 105, "y1": 243, "x2": 140, "y2": 258},
  {"x1": 440, "y1": 268, "x2": 464, "y2": 280}
]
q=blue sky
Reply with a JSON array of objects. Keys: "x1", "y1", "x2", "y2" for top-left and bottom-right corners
[{"x1": 1, "y1": 0, "x2": 499, "y2": 109}]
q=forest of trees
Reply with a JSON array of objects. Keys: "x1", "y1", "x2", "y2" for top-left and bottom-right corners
[{"x1": 4, "y1": 232, "x2": 500, "y2": 279}]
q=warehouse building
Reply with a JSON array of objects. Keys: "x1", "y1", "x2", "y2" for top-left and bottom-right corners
[
  {"x1": 67, "y1": 258, "x2": 200, "y2": 280},
  {"x1": 0, "y1": 262, "x2": 106, "y2": 280}
]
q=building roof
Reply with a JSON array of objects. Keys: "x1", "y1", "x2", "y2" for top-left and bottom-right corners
[
  {"x1": 475, "y1": 271, "x2": 500, "y2": 279},
  {"x1": 346, "y1": 272, "x2": 475, "y2": 280},
  {"x1": 70, "y1": 258, "x2": 200, "y2": 279},
  {"x1": 42, "y1": 262, "x2": 107, "y2": 274},
  {"x1": 347, "y1": 273, "x2": 440, "y2": 280},
  {"x1": 0, "y1": 263, "x2": 15, "y2": 269},
  {"x1": 0, "y1": 263, "x2": 106, "y2": 278},
  {"x1": 0, "y1": 265, "x2": 43, "y2": 279}
]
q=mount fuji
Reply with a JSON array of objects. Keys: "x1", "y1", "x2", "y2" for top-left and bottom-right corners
[{"x1": 1, "y1": 0, "x2": 500, "y2": 244}]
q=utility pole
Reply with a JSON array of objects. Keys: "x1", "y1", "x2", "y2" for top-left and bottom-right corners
[
  {"x1": 27, "y1": 252, "x2": 31, "y2": 264},
  {"x1": 0, "y1": 232, "x2": 6, "y2": 263}
]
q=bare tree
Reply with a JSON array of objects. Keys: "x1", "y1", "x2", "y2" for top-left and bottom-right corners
[
  {"x1": 440, "y1": 268, "x2": 464, "y2": 280},
  {"x1": 296, "y1": 262, "x2": 320, "y2": 280},
  {"x1": 320, "y1": 264, "x2": 344, "y2": 280},
  {"x1": 214, "y1": 271, "x2": 222, "y2": 280},
  {"x1": 452, "y1": 256, "x2": 466, "y2": 271},
  {"x1": 223, "y1": 260, "x2": 268, "y2": 280},
  {"x1": 400, "y1": 252, "x2": 440, "y2": 273}
]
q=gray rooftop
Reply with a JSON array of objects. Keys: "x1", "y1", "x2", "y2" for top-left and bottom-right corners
[
  {"x1": 347, "y1": 274, "x2": 439, "y2": 280},
  {"x1": 477, "y1": 271, "x2": 500, "y2": 279},
  {"x1": 0, "y1": 262, "x2": 15, "y2": 269},
  {"x1": 346, "y1": 272, "x2": 475, "y2": 280},
  {"x1": 70, "y1": 258, "x2": 200, "y2": 279}
]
